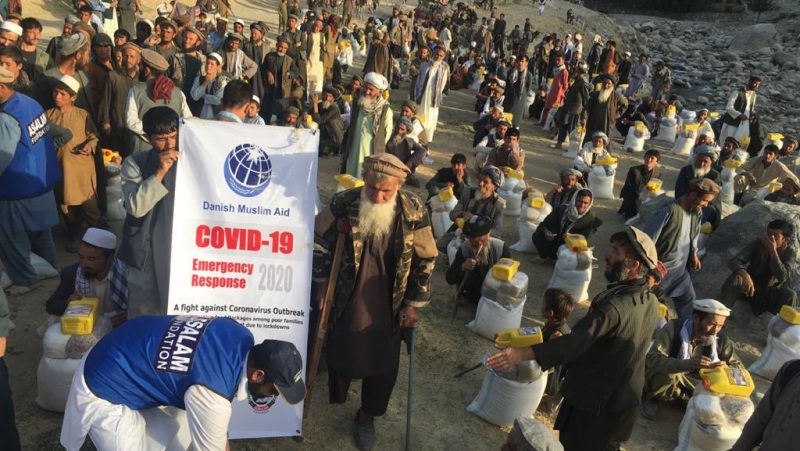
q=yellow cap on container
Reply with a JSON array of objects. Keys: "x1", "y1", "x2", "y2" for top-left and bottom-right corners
[
  {"x1": 565, "y1": 233, "x2": 589, "y2": 252},
  {"x1": 646, "y1": 178, "x2": 663, "y2": 192},
  {"x1": 779, "y1": 305, "x2": 800, "y2": 325},
  {"x1": 334, "y1": 174, "x2": 364, "y2": 190},
  {"x1": 437, "y1": 186, "x2": 454, "y2": 202},
  {"x1": 503, "y1": 167, "x2": 524, "y2": 180}
]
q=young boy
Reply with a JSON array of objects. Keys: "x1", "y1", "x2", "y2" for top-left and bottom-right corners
[
  {"x1": 45, "y1": 74, "x2": 101, "y2": 252},
  {"x1": 244, "y1": 95, "x2": 266, "y2": 125},
  {"x1": 540, "y1": 288, "x2": 574, "y2": 411}
]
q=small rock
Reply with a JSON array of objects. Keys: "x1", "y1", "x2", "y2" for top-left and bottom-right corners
[
  {"x1": 728, "y1": 24, "x2": 778, "y2": 52},
  {"x1": 696, "y1": 96, "x2": 709, "y2": 104}
]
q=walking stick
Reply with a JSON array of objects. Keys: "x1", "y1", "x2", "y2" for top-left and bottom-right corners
[
  {"x1": 304, "y1": 219, "x2": 349, "y2": 419},
  {"x1": 403, "y1": 327, "x2": 416, "y2": 451},
  {"x1": 452, "y1": 243, "x2": 485, "y2": 318}
]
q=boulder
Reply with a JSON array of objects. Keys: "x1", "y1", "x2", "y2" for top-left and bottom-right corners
[
  {"x1": 693, "y1": 201, "x2": 800, "y2": 299},
  {"x1": 696, "y1": 96, "x2": 710, "y2": 104},
  {"x1": 773, "y1": 51, "x2": 800, "y2": 69},
  {"x1": 728, "y1": 24, "x2": 777, "y2": 52}
]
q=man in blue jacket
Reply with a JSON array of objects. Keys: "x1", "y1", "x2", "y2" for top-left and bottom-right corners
[{"x1": 61, "y1": 315, "x2": 306, "y2": 450}]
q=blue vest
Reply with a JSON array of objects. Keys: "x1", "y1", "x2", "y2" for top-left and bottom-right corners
[
  {"x1": 84, "y1": 316, "x2": 254, "y2": 410},
  {"x1": 0, "y1": 92, "x2": 60, "y2": 200}
]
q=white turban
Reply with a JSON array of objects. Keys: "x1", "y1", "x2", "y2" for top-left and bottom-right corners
[{"x1": 364, "y1": 72, "x2": 389, "y2": 91}]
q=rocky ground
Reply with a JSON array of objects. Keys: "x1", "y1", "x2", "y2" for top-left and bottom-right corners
[{"x1": 5, "y1": 0, "x2": 788, "y2": 450}]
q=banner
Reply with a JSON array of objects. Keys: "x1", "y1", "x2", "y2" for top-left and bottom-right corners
[{"x1": 169, "y1": 119, "x2": 318, "y2": 438}]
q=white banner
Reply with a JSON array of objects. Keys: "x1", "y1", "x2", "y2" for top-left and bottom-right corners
[{"x1": 168, "y1": 118, "x2": 318, "y2": 438}]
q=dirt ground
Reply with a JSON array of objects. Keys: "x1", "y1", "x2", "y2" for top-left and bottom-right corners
[{"x1": 6, "y1": 1, "x2": 769, "y2": 450}]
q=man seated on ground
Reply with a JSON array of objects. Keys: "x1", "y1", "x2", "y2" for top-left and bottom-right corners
[
  {"x1": 475, "y1": 119, "x2": 510, "y2": 169},
  {"x1": 472, "y1": 104, "x2": 503, "y2": 147},
  {"x1": 778, "y1": 135, "x2": 799, "y2": 170},
  {"x1": 736, "y1": 144, "x2": 799, "y2": 205},
  {"x1": 546, "y1": 168, "x2": 584, "y2": 208},
  {"x1": 478, "y1": 84, "x2": 505, "y2": 118},
  {"x1": 574, "y1": 131, "x2": 611, "y2": 183},
  {"x1": 712, "y1": 136, "x2": 741, "y2": 173},
  {"x1": 446, "y1": 215, "x2": 510, "y2": 304},
  {"x1": 527, "y1": 85, "x2": 547, "y2": 120},
  {"x1": 618, "y1": 149, "x2": 661, "y2": 219},
  {"x1": 642, "y1": 298, "x2": 741, "y2": 420},
  {"x1": 425, "y1": 153, "x2": 471, "y2": 201},
  {"x1": 533, "y1": 189, "x2": 602, "y2": 261},
  {"x1": 398, "y1": 99, "x2": 428, "y2": 146},
  {"x1": 46, "y1": 228, "x2": 127, "y2": 325},
  {"x1": 675, "y1": 144, "x2": 723, "y2": 229},
  {"x1": 486, "y1": 127, "x2": 524, "y2": 171},
  {"x1": 720, "y1": 219, "x2": 797, "y2": 322},
  {"x1": 437, "y1": 165, "x2": 506, "y2": 250},
  {"x1": 386, "y1": 117, "x2": 427, "y2": 186},
  {"x1": 764, "y1": 177, "x2": 800, "y2": 205}
]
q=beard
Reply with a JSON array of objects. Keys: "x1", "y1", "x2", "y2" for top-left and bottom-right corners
[
  {"x1": 598, "y1": 87, "x2": 613, "y2": 103},
  {"x1": 321, "y1": 100, "x2": 333, "y2": 109},
  {"x1": 359, "y1": 94, "x2": 381, "y2": 108},
  {"x1": 468, "y1": 242, "x2": 490, "y2": 265},
  {"x1": 692, "y1": 165, "x2": 711, "y2": 178},
  {"x1": 277, "y1": 50, "x2": 286, "y2": 57},
  {"x1": 358, "y1": 189, "x2": 398, "y2": 240},
  {"x1": 604, "y1": 259, "x2": 630, "y2": 283},
  {"x1": 474, "y1": 188, "x2": 491, "y2": 200}
]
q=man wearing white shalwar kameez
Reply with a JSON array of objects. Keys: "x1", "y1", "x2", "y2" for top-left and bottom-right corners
[
  {"x1": 719, "y1": 76, "x2": 761, "y2": 145},
  {"x1": 306, "y1": 19, "x2": 325, "y2": 97},
  {"x1": 414, "y1": 47, "x2": 449, "y2": 143},
  {"x1": 343, "y1": 73, "x2": 393, "y2": 179}
]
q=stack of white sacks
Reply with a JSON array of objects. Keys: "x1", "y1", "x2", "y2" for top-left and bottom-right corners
[
  {"x1": 562, "y1": 126, "x2": 585, "y2": 159},
  {"x1": 547, "y1": 239, "x2": 593, "y2": 303},
  {"x1": 429, "y1": 186, "x2": 459, "y2": 239},
  {"x1": 675, "y1": 369, "x2": 756, "y2": 451},
  {"x1": 511, "y1": 191, "x2": 553, "y2": 253},
  {"x1": 587, "y1": 155, "x2": 617, "y2": 200},
  {"x1": 467, "y1": 355, "x2": 548, "y2": 427},
  {"x1": 37, "y1": 316, "x2": 113, "y2": 412},
  {"x1": 654, "y1": 105, "x2": 678, "y2": 144},
  {"x1": 623, "y1": 121, "x2": 651, "y2": 152},
  {"x1": 498, "y1": 168, "x2": 526, "y2": 216},
  {"x1": 671, "y1": 111, "x2": 699, "y2": 156},
  {"x1": 105, "y1": 162, "x2": 126, "y2": 221},
  {"x1": 749, "y1": 306, "x2": 800, "y2": 380},
  {"x1": 468, "y1": 260, "x2": 529, "y2": 340}
]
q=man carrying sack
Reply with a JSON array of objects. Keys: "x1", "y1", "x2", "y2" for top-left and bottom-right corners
[
  {"x1": 60, "y1": 315, "x2": 305, "y2": 450},
  {"x1": 313, "y1": 153, "x2": 437, "y2": 450}
]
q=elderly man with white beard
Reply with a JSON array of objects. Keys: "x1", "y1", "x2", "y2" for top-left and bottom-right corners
[
  {"x1": 413, "y1": 46, "x2": 449, "y2": 143},
  {"x1": 313, "y1": 153, "x2": 437, "y2": 451},
  {"x1": 674, "y1": 145, "x2": 721, "y2": 198},
  {"x1": 342, "y1": 72, "x2": 393, "y2": 178},
  {"x1": 582, "y1": 74, "x2": 627, "y2": 146}
]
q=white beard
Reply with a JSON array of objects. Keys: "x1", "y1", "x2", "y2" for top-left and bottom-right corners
[
  {"x1": 359, "y1": 94, "x2": 381, "y2": 109},
  {"x1": 474, "y1": 188, "x2": 490, "y2": 200},
  {"x1": 598, "y1": 88, "x2": 613, "y2": 103},
  {"x1": 693, "y1": 166, "x2": 711, "y2": 178},
  {"x1": 358, "y1": 189, "x2": 398, "y2": 240}
]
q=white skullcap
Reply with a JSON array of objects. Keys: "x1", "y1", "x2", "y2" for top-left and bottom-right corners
[
  {"x1": 56, "y1": 74, "x2": 81, "y2": 95},
  {"x1": 208, "y1": 52, "x2": 223, "y2": 64},
  {"x1": 693, "y1": 299, "x2": 731, "y2": 317},
  {"x1": 363, "y1": 72, "x2": 389, "y2": 91},
  {"x1": 1, "y1": 21, "x2": 22, "y2": 36},
  {"x1": 592, "y1": 131, "x2": 609, "y2": 145},
  {"x1": 82, "y1": 227, "x2": 117, "y2": 250},
  {"x1": 251, "y1": 94, "x2": 261, "y2": 105},
  {"x1": 234, "y1": 18, "x2": 245, "y2": 25}
]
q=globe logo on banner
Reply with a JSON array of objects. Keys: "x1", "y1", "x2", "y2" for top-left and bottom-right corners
[{"x1": 224, "y1": 143, "x2": 272, "y2": 197}]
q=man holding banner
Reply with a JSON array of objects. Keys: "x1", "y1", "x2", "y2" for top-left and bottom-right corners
[
  {"x1": 314, "y1": 153, "x2": 437, "y2": 450},
  {"x1": 61, "y1": 315, "x2": 306, "y2": 450},
  {"x1": 118, "y1": 107, "x2": 180, "y2": 317}
]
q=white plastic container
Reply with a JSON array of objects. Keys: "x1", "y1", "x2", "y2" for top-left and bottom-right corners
[
  {"x1": 672, "y1": 124, "x2": 699, "y2": 156},
  {"x1": 588, "y1": 166, "x2": 616, "y2": 200},
  {"x1": 623, "y1": 123, "x2": 650, "y2": 152}
]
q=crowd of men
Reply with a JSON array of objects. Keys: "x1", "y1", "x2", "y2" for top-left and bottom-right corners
[{"x1": 1, "y1": 0, "x2": 799, "y2": 450}]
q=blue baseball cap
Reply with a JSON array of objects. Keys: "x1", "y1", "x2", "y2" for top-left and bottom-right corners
[{"x1": 252, "y1": 339, "x2": 306, "y2": 405}]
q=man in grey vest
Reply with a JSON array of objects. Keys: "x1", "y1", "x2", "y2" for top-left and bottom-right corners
[
  {"x1": 487, "y1": 226, "x2": 661, "y2": 451},
  {"x1": 118, "y1": 107, "x2": 180, "y2": 317}
]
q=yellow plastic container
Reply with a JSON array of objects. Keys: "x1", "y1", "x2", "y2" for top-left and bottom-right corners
[
  {"x1": 417, "y1": 114, "x2": 426, "y2": 123},
  {"x1": 528, "y1": 190, "x2": 545, "y2": 208},
  {"x1": 341, "y1": 94, "x2": 353, "y2": 103},
  {"x1": 491, "y1": 258, "x2": 520, "y2": 281},
  {"x1": 684, "y1": 123, "x2": 699, "y2": 132},
  {"x1": 700, "y1": 222, "x2": 713, "y2": 234},
  {"x1": 699, "y1": 367, "x2": 755, "y2": 397},
  {"x1": 455, "y1": 217, "x2": 465, "y2": 229},
  {"x1": 709, "y1": 111, "x2": 720, "y2": 119},
  {"x1": 666, "y1": 105, "x2": 676, "y2": 116},
  {"x1": 769, "y1": 181, "x2": 783, "y2": 193},
  {"x1": 594, "y1": 82, "x2": 602, "y2": 91},
  {"x1": 61, "y1": 297, "x2": 100, "y2": 336},
  {"x1": 437, "y1": 186, "x2": 455, "y2": 202},
  {"x1": 618, "y1": 83, "x2": 629, "y2": 90},
  {"x1": 565, "y1": 233, "x2": 589, "y2": 253},
  {"x1": 503, "y1": 112, "x2": 514, "y2": 123},
  {"x1": 646, "y1": 178, "x2": 663, "y2": 192},
  {"x1": 576, "y1": 125, "x2": 585, "y2": 134},
  {"x1": 779, "y1": 305, "x2": 800, "y2": 325},
  {"x1": 495, "y1": 327, "x2": 544, "y2": 348},
  {"x1": 658, "y1": 303, "x2": 669, "y2": 319},
  {"x1": 503, "y1": 167, "x2": 524, "y2": 180},
  {"x1": 741, "y1": 135, "x2": 751, "y2": 148},
  {"x1": 334, "y1": 174, "x2": 364, "y2": 190},
  {"x1": 634, "y1": 121, "x2": 646, "y2": 133},
  {"x1": 767, "y1": 133, "x2": 784, "y2": 142},
  {"x1": 594, "y1": 155, "x2": 618, "y2": 166},
  {"x1": 723, "y1": 159, "x2": 743, "y2": 169},
  {"x1": 102, "y1": 149, "x2": 120, "y2": 165}
]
